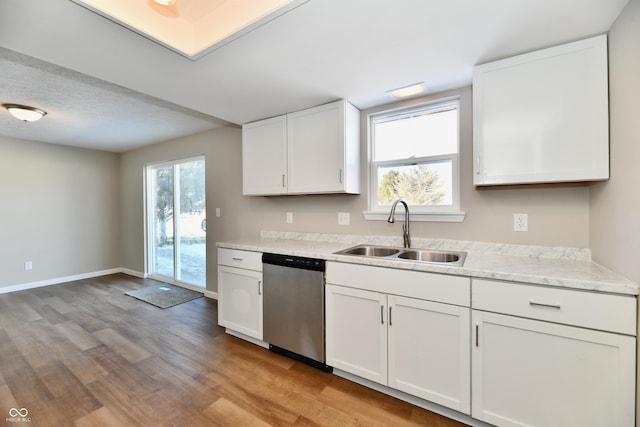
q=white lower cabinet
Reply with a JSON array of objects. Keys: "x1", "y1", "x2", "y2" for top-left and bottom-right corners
[
  {"x1": 388, "y1": 295, "x2": 470, "y2": 413},
  {"x1": 325, "y1": 284, "x2": 471, "y2": 414},
  {"x1": 217, "y1": 249, "x2": 263, "y2": 340},
  {"x1": 471, "y1": 279, "x2": 636, "y2": 427}
]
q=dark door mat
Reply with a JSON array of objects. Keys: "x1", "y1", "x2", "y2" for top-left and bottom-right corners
[{"x1": 126, "y1": 284, "x2": 204, "y2": 309}]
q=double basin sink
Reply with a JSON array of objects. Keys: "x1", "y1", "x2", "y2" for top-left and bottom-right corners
[{"x1": 334, "y1": 244, "x2": 467, "y2": 267}]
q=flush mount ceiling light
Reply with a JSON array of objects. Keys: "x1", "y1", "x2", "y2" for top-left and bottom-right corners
[
  {"x1": 388, "y1": 82, "x2": 425, "y2": 99},
  {"x1": 2, "y1": 103, "x2": 47, "y2": 122},
  {"x1": 153, "y1": 0, "x2": 176, "y2": 5}
]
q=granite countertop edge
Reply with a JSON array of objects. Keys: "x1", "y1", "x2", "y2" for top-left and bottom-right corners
[{"x1": 216, "y1": 232, "x2": 638, "y2": 297}]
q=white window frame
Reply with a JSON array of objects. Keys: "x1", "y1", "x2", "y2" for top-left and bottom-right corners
[{"x1": 364, "y1": 96, "x2": 465, "y2": 222}]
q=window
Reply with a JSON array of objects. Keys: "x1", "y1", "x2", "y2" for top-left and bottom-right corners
[
  {"x1": 366, "y1": 97, "x2": 463, "y2": 221},
  {"x1": 145, "y1": 156, "x2": 206, "y2": 287}
]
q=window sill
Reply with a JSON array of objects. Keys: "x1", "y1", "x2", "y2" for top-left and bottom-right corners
[{"x1": 363, "y1": 211, "x2": 466, "y2": 222}]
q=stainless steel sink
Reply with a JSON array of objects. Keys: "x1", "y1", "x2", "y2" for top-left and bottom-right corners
[
  {"x1": 337, "y1": 245, "x2": 400, "y2": 257},
  {"x1": 334, "y1": 245, "x2": 466, "y2": 267},
  {"x1": 397, "y1": 250, "x2": 463, "y2": 264}
]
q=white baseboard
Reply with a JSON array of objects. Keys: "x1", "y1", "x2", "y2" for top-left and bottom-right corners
[
  {"x1": 120, "y1": 268, "x2": 147, "y2": 279},
  {"x1": 0, "y1": 268, "x2": 122, "y2": 295},
  {"x1": 0, "y1": 268, "x2": 218, "y2": 300}
]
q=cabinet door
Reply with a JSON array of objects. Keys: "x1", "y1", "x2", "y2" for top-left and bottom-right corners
[
  {"x1": 287, "y1": 101, "x2": 346, "y2": 194},
  {"x1": 473, "y1": 35, "x2": 609, "y2": 185},
  {"x1": 325, "y1": 284, "x2": 387, "y2": 384},
  {"x1": 388, "y1": 296, "x2": 471, "y2": 414},
  {"x1": 218, "y1": 266, "x2": 263, "y2": 340},
  {"x1": 472, "y1": 311, "x2": 635, "y2": 427},
  {"x1": 242, "y1": 115, "x2": 288, "y2": 195}
]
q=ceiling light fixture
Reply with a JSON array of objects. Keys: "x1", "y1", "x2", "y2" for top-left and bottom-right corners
[
  {"x1": 2, "y1": 104, "x2": 47, "y2": 122},
  {"x1": 388, "y1": 82, "x2": 425, "y2": 99},
  {"x1": 153, "y1": 0, "x2": 176, "y2": 5}
]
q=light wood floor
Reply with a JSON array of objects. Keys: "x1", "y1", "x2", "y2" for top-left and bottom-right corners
[{"x1": 0, "y1": 274, "x2": 468, "y2": 426}]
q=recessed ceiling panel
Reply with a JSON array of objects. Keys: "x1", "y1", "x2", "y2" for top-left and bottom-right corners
[{"x1": 69, "y1": 0, "x2": 308, "y2": 60}]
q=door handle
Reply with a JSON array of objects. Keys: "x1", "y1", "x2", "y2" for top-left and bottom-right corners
[
  {"x1": 258, "y1": 280, "x2": 262, "y2": 295},
  {"x1": 380, "y1": 305, "x2": 384, "y2": 324}
]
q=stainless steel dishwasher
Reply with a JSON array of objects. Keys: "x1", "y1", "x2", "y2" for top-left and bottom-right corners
[{"x1": 262, "y1": 253, "x2": 331, "y2": 372}]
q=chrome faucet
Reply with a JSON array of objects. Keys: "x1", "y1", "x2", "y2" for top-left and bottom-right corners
[{"x1": 387, "y1": 198, "x2": 411, "y2": 248}]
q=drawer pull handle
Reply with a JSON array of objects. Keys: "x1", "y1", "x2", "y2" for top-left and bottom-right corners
[
  {"x1": 529, "y1": 300, "x2": 561, "y2": 309},
  {"x1": 232, "y1": 257, "x2": 244, "y2": 261}
]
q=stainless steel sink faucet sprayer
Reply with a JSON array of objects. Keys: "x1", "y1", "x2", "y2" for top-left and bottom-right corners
[{"x1": 387, "y1": 198, "x2": 411, "y2": 248}]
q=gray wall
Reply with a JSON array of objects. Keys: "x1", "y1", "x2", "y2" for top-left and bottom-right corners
[
  {"x1": 0, "y1": 136, "x2": 120, "y2": 289},
  {"x1": 119, "y1": 126, "x2": 244, "y2": 290},
  {"x1": 590, "y1": 0, "x2": 640, "y2": 284},
  {"x1": 119, "y1": 86, "x2": 592, "y2": 293}
]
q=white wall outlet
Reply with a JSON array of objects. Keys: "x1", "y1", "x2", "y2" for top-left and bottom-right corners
[
  {"x1": 215, "y1": 207, "x2": 221, "y2": 218},
  {"x1": 24, "y1": 261, "x2": 33, "y2": 271},
  {"x1": 514, "y1": 213, "x2": 528, "y2": 232},
  {"x1": 286, "y1": 212, "x2": 293, "y2": 224},
  {"x1": 338, "y1": 212, "x2": 350, "y2": 225}
]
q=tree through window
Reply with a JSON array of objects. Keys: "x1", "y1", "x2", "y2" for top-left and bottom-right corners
[{"x1": 369, "y1": 98, "x2": 460, "y2": 215}]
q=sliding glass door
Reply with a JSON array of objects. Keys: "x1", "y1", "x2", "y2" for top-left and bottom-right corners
[{"x1": 146, "y1": 157, "x2": 206, "y2": 287}]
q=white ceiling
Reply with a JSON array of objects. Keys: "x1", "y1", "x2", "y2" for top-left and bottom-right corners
[{"x1": 0, "y1": 0, "x2": 630, "y2": 152}]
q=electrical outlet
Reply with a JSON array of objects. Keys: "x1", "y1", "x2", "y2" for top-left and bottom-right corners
[
  {"x1": 286, "y1": 212, "x2": 293, "y2": 224},
  {"x1": 338, "y1": 212, "x2": 350, "y2": 225},
  {"x1": 514, "y1": 213, "x2": 528, "y2": 232},
  {"x1": 24, "y1": 261, "x2": 33, "y2": 271}
]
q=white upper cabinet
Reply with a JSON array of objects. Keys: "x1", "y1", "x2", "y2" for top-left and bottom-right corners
[
  {"x1": 242, "y1": 99, "x2": 360, "y2": 195},
  {"x1": 242, "y1": 115, "x2": 288, "y2": 195},
  {"x1": 473, "y1": 35, "x2": 609, "y2": 186}
]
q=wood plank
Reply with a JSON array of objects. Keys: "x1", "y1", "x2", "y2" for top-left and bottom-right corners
[
  {"x1": 52, "y1": 320, "x2": 101, "y2": 351},
  {"x1": 92, "y1": 328, "x2": 151, "y2": 364},
  {"x1": 203, "y1": 397, "x2": 272, "y2": 427}
]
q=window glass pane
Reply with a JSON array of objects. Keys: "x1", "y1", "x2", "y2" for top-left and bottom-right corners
[
  {"x1": 377, "y1": 160, "x2": 452, "y2": 206},
  {"x1": 152, "y1": 166, "x2": 174, "y2": 278},
  {"x1": 374, "y1": 108, "x2": 457, "y2": 161},
  {"x1": 176, "y1": 160, "x2": 206, "y2": 287}
]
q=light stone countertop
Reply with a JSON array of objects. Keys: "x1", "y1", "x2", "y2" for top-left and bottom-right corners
[{"x1": 217, "y1": 231, "x2": 639, "y2": 296}]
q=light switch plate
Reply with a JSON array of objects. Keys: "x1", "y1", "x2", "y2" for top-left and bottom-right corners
[
  {"x1": 338, "y1": 212, "x2": 350, "y2": 225},
  {"x1": 286, "y1": 212, "x2": 293, "y2": 224}
]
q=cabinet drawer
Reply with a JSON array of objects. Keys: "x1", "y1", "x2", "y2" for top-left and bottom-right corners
[
  {"x1": 327, "y1": 262, "x2": 470, "y2": 307},
  {"x1": 218, "y1": 248, "x2": 262, "y2": 271},
  {"x1": 472, "y1": 279, "x2": 636, "y2": 335}
]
